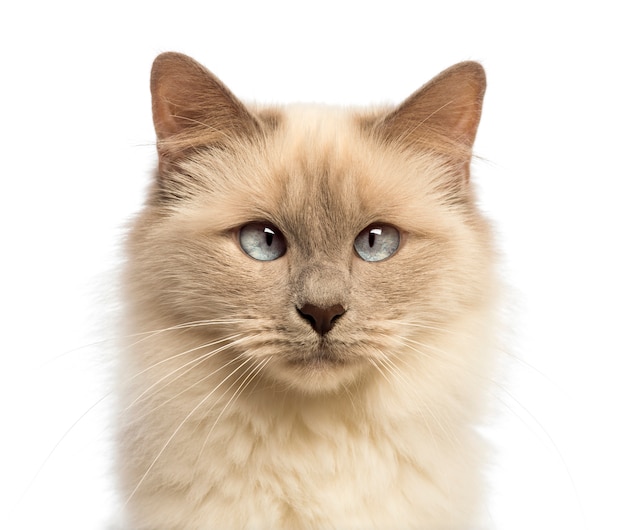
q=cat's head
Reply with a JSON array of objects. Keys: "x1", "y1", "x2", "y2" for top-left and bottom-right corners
[{"x1": 126, "y1": 53, "x2": 493, "y2": 395}]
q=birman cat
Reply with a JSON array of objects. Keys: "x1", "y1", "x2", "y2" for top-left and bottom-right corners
[{"x1": 116, "y1": 52, "x2": 498, "y2": 529}]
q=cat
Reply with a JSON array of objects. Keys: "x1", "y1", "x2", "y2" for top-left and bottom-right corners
[{"x1": 116, "y1": 51, "x2": 499, "y2": 529}]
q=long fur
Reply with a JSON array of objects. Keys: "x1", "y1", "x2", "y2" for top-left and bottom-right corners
[{"x1": 116, "y1": 53, "x2": 498, "y2": 529}]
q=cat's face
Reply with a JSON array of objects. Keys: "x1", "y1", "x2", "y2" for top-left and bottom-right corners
[{"x1": 126, "y1": 53, "x2": 492, "y2": 394}]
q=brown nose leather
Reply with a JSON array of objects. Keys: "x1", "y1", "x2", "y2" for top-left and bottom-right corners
[{"x1": 297, "y1": 303, "x2": 346, "y2": 335}]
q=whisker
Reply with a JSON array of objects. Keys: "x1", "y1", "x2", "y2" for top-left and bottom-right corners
[
  {"x1": 391, "y1": 329, "x2": 586, "y2": 524},
  {"x1": 380, "y1": 351, "x2": 450, "y2": 444},
  {"x1": 367, "y1": 357, "x2": 394, "y2": 388},
  {"x1": 41, "y1": 319, "x2": 250, "y2": 366},
  {"x1": 386, "y1": 319, "x2": 470, "y2": 337},
  {"x1": 25, "y1": 320, "x2": 255, "y2": 514},
  {"x1": 392, "y1": 334, "x2": 515, "y2": 400},
  {"x1": 394, "y1": 319, "x2": 555, "y2": 389},
  {"x1": 124, "y1": 334, "x2": 246, "y2": 410},
  {"x1": 127, "y1": 337, "x2": 262, "y2": 424},
  {"x1": 124, "y1": 320, "x2": 250, "y2": 346},
  {"x1": 339, "y1": 380, "x2": 360, "y2": 416},
  {"x1": 123, "y1": 358, "x2": 251, "y2": 507},
  {"x1": 389, "y1": 335, "x2": 474, "y2": 376},
  {"x1": 15, "y1": 392, "x2": 110, "y2": 511},
  {"x1": 194, "y1": 357, "x2": 271, "y2": 468},
  {"x1": 241, "y1": 355, "x2": 272, "y2": 397}
]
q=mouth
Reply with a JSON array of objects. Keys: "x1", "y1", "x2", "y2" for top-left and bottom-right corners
[
  {"x1": 269, "y1": 341, "x2": 365, "y2": 393},
  {"x1": 287, "y1": 349, "x2": 347, "y2": 368},
  {"x1": 284, "y1": 337, "x2": 353, "y2": 368}
]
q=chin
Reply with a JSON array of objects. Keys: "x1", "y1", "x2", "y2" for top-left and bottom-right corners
[{"x1": 268, "y1": 353, "x2": 366, "y2": 394}]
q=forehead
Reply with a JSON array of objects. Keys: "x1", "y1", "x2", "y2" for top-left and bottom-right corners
[
  {"x1": 272, "y1": 109, "x2": 369, "y2": 237},
  {"x1": 266, "y1": 106, "x2": 446, "y2": 239},
  {"x1": 181, "y1": 105, "x2": 450, "y2": 243}
]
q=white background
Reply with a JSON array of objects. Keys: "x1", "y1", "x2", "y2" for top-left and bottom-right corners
[{"x1": 1, "y1": 1, "x2": 624, "y2": 529}]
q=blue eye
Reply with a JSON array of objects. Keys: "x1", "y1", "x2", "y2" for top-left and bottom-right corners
[
  {"x1": 239, "y1": 223, "x2": 287, "y2": 261},
  {"x1": 354, "y1": 225, "x2": 400, "y2": 262}
]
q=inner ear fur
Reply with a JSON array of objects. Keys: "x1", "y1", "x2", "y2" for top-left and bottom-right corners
[
  {"x1": 150, "y1": 52, "x2": 260, "y2": 159},
  {"x1": 377, "y1": 61, "x2": 486, "y2": 172}
]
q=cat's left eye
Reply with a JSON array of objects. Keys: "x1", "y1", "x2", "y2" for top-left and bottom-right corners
[
  {"x1": 239, "y1": 223, "x2": 287, "y2": 261},
  {"x1": 354, "y1": 225, "x2": 400, "y2": 262}
]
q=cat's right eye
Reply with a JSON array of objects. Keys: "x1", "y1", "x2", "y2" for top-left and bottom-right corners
[{"x1": 239, "y1": 223, "x2": 287, "y2": 261}]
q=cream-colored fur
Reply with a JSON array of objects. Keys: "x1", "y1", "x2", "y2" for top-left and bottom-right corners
[{"x1": 116, "y1": 52, "x2": 498, "y2": 529}]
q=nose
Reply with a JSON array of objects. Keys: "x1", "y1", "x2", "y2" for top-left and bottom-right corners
[{"x1": 297, "y1": 303, "x2": 346, "y2": 335}]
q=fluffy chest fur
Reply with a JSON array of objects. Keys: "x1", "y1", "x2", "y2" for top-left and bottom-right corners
[
  {"x1": 116, "y1": 52, "x2": 497, "y2": 529},
  {"x1": 119, "y1": 320, "x2": 490, "y2": 529}
]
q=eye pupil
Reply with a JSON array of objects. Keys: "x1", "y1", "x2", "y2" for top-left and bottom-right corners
[
  {"x1": 368, "y1": 228, "x2": 382, "y2": 248},
  {"x1": 354, "y1": 225, "x2": 399, "y2": 262},
  {"x1": 239, "y1": 223, "x2": 286, "y2": 261}
]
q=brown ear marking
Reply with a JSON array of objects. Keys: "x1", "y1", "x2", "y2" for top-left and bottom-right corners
[
  {"x1": 150, "y1": 52, "x2": 261, "y2": 158},
  {"x1": 376, "y1": 61, "x2": 486, "y2": 164}
]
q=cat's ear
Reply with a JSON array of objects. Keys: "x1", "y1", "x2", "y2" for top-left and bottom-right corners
[
  {"x1": 150, "y1": 52, "x2": 259, "y2": 159},
  {"x1": 377, "y1": 62, "x2": 486, "y2": 177}
]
